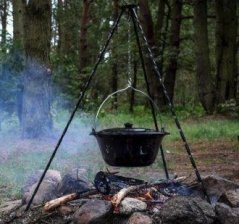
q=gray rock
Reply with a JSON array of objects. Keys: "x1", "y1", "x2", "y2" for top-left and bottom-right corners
[
  {"x1": 219, "y1": 189, "x2": 239, "y2": 207},
  {"x1": 58, "y1": 205, "x2": 74, "y2": 216},
  {"x1": 111, "y1": 215, "x2": 129, "y2": 224},
  {"x1": 73, "y1": 199, "x2": 112, "y2": 224},
  {"x1": 0, "y1": 200, "x2": 22, "y2": 215},
  {"x1": 57, "y1": 167, "x2": 92, "y2": 196},
  {"x1": 120, "y1": 197, "x2": 147, "y2": 215},
  {"x1": 128, "y1": 212, "x2": 153, "y2": 224},
  {"x1": 215, "y1": 203, "x2": 239, "y2": 224},
  {"x1": 69, "y1": 167, "x2": 89, "y2": 183},
  {"x1": 22, "y1": 179, "x2": 58, "y2": 205},
  {"x1": 21, "y1": 170, "x2": 61, "y2": 205},
  {"x1": 202, "y1": 175, "x2": 239, "y2": 204},
  {"x1": 22, "y1": 169, "x2": 62, "y2": 205},
  {"x1": 68, "y1": 198, "x2": 90, "y2": 207},
  {"x1": 158, "y1": 196, "x2": 216, "y2": 224},
  {"x1": 22, "y1": 169, "x2": 61, "y2": 192}
]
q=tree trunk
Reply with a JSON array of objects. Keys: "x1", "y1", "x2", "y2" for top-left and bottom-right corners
[
  {"x1": 79, "y1": 0, "x2": 91, "y2": 72},
  {"x1": 164, "y1": 0, "x2": 183, "y2": 103},
  {"x1": 155, "y1": 0, "x2": 165, "y2": 47},
  {"x1": 215, "y1": 0, "x2": 238, "y2": 104},
  {"x1": 57, "y1": 0, "x2": 80, "y2": 60},
  {"x1": 12, "y1": 0, "x2": 25, "y2": 48},
  {"x1": 0, "y1": 0, "x2": 7, "y2": 53},
  {"x1": 21, "y1": 0, "x2": 52, "y2": 138},
  {"x1": 193, "y1": 0, "x2": 215, "y2": 114},
  {"x1": 237, "y1": 45, "x2": 239, "y2": 106},
  {"x1": 159, "y1": 0, "x2": 170, "y2": 73},
  {"x1": 0, "y1": 0, "x2": 9, "y2": 128},
  {"x1": 111, "y1": 0, "x2": 119, "y2": 110},
  {"x1": 158, "y1": 0, "x2": 171, "y2": 107},
  {"x1": 138, "y1": 0, "x2": 160, "y2": 105},
  {"x1": 56, "y1": 0, "x2": 64, "y2": 55},
  {"x1": 12, "y1": 0, "x2": 26, "y2": 125}
]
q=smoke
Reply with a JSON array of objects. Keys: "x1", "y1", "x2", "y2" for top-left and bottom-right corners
[
  {"x1": 0, "y1": 57, "x2": 106, "y2": 200},
  {"x1": 0, "y1": 56, "x2": 166, "y2": 202}
]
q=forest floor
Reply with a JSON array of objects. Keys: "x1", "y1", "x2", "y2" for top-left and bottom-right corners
[
  {"x1": 167, "y1": 139, "x2": 239, "y2": 183},
  {"x1": 0, "y1": 112, "x2": 238, "y2": 205}
]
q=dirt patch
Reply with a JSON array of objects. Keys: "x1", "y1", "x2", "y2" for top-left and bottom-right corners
[
  {"x1": 183, "y1": 114, "x2": 236, "y2": 124},
  {"x1": 166, "y1": 139, "x2": 239, "y2": 183}
]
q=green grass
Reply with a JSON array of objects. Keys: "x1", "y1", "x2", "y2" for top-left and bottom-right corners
[
  {"x1": 0, "y1": 150, "x2": 51, "y2": 198},
  {"x1": 0, "y1": 108, "x2": 238, "y2": 201},
  {"x1": 167, "y1": 119, "x2": 238, "y2": 142},
  {"x1": 98, "y1": 110, "x2": 238, "y2": 142}
]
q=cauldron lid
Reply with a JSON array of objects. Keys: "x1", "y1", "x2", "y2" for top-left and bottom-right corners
[{"x1": 93, "y1": 123, "x2": 168, "y2": 136}]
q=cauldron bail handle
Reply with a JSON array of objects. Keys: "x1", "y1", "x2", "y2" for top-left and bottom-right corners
[{"x1": 93, "y1": 84, "x2": 163, "y2": 130}]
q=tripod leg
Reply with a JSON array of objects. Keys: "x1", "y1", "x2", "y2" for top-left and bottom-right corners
[
  {"x1": 160, "y1": 145, "x2": 169, "y2": 179},
  {"x1": 130, "y1": 7, "x2": 210, "y2": 202},
  {"x1": 131, "y1": 10, "x2": 170, "y2": 180},
  {"x1": 25, "y1": 8, "x2": 125, "y2": 212}
]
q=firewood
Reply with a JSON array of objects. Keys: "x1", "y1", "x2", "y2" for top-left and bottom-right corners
[
  {"x1": 111, "y1": 179, "x2": 186, "y2": 207},
  {"x1": 94, "y1": 171, "x2": 144, "y2": 194},
  {"x1": 111, "y1": 184, "x2": 147, "y2": 207},
  {"x1": 44, "y1": 189, "x2": 98, "y2": 212},
  {"x1": 44, "y1": 193, "x2": 77, "y2": 212},
  {"x1": 174, "y1": 176, "x2": 187, "y2": 182}
]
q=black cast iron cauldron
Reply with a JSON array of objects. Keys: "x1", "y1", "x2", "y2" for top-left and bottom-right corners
[{"x1": 91, "y1": 123, "x2": 169, "y2": 167}]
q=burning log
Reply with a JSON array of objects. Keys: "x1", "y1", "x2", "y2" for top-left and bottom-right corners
[
  {"x1": 44, "y1": 189, "x2": 98, "y2": 212},
  {"x1": 144, "y1": 190, "x2": 154, "y2": 200},
  {"x1": 110, "y1": 177, "x2": 199, "y2": 207},
  {"x1": 111, "y1": 183, "x2": 154, "y2": 207},
  {"x1": 44, "y1": 170, "x2": 197, "y2": 212},
  {"x1": 112, "y1": 186, "x2": 139, "y2": 207},
  {"x1": 94, "y1": 171, "x2": 144, "y2": 194}
]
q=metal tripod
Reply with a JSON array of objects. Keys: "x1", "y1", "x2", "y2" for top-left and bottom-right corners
[{"x1": 26, "y1": 4, "x2": 209, "y2": 211}]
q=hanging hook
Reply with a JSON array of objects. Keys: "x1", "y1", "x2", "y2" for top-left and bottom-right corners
[{"x1": 127, "y1": 77, "x2": 133, "y2": 87}]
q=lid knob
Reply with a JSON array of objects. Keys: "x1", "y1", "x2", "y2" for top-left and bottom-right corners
[{"x1": 124, "y1": 123, "x2": 133, "y2": 128}]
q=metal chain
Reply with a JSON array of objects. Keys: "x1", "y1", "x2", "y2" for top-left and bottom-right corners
[{"x1": 130, "y1": 7, "x2": 210, "y2": 202}]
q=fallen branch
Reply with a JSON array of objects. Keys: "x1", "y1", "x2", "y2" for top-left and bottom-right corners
[
  {"x1": 44, "y1": 189, "x2": 97, "y2": 212},
  {"x1": 44, "y1": 193, "x2": 77, "y2": 212},
  {"x1": 174, "y1": 176, "x2": 187, "y2": 182},
  {"x1": 111, "y1": 178, "x2": 192, "y2": 207},
  {"x1": 111, "y1": 184, "x2": 148, "y2": 207}
]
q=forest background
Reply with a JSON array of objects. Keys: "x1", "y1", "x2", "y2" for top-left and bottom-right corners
[{"x1": 0, "y1": 0, "x2": 238, "y2": 201}]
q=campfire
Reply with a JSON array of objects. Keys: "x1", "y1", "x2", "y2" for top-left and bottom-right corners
[
  {"x1": 1, "y1": 4, "x2": 237, "y2": 224},
  {"x1": 1, "y1": 169, "x2": 238, "y2": 224},
  {"x1": 43, "y1": 171, "x2": 200, "y2": 213},
  {"x1": 23, "y1": 4, "x2": 209, "y2": 218}
]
